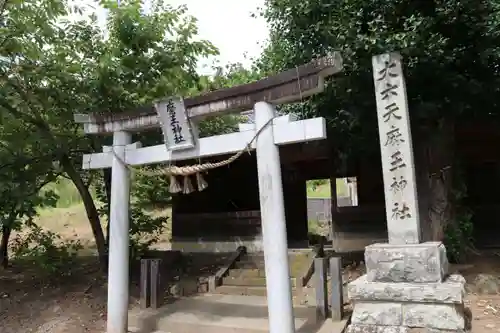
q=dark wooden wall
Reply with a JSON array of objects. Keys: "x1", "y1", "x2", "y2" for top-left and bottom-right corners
[
  {"x1": 456, "y1": 122, "x2": 500, "y2": 248},
  {"x1": 170, "y1": 120, "x2": 500, "y2": 251},
  {"x1": 330, "y1": 152, "x2": 388, "y2": 251},
  {"x1": 172, "y1": 154, "x2": 261, "y2": 241},
  {"x1": 329, "y1": 120, "x2": 500, "y2": 250},
  {"x1": 170, "y1": 146, "x2": 325, "y2": 246}
]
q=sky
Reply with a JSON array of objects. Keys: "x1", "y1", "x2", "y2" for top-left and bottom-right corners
[
  {"x1": 167, "y1": 0, "x2": 269, "y2": 75},
  {"x1": 74, "y1": 0, "x2": 269, "y2": 75}
]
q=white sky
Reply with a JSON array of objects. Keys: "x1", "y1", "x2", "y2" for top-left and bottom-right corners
[
  {"x1": 167, "y1": 0, "x2": 269, "y2": 75},
  {"x1": 73, "y1": 0, "x2": 269, "y2": 75}
]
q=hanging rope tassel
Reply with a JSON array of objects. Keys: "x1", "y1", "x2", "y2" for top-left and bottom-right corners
[
  {"x1": 196, "y1": 172, "x2": 208, "y2": 191},
  {"x1": 183, "y1": 175, "x2": 194, "y2": 194},
  {"x1": 169, "y1": 175, "x2": 182, "y2": 193}
]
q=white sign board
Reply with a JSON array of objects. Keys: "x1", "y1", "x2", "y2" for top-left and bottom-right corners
[
  {"x1": 372, "y1": 52, "x2": 421, "y2": 245},
  {"x1": 154, "y1": 97, "x2": 196, "y2": 151}
]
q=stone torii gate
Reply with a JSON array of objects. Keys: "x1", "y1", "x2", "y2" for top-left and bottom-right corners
[{"x1": 74, "y1": 52, "x2": 343, "y2": 333}]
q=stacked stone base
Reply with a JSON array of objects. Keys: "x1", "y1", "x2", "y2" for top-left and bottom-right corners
[{"x1": 346, "y1": 242, "x2": 468, "y2": 333}]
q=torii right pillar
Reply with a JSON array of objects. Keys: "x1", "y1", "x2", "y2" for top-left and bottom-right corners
[{"x1": 345, "y1": 53, "x2": 469, "y2": 333}]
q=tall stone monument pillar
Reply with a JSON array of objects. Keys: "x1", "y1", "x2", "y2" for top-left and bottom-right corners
[{"x1": 345, "y1": 53, "x2": 467, "y2": 333}]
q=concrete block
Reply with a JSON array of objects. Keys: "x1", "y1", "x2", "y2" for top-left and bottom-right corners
[
  {"x1": 346, "y1": 325, "x2": 465, "y2": 333},
  {"x1": 402, "y1": 303, "x2": 465, "y2": 330},
  {"x1": 351, "y1": 302, "x2": 402, "y2": 326},
  {"x1": 364, "y1": 242, "x2": 449, "y2": 283},
  {"x1": 346, "y1": 324, "x2": 408, "y2": 333},
  {"x1": 348, "y1": 274, "x2": 465, "y2": 304}
]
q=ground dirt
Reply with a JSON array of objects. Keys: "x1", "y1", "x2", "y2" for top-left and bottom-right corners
[
  {"x1": 1, "y1": 202, "x2": 498, "y2": 333},
  {"x1": 1, "y1": 251, "x2": 500, "y2": 332},
  {"x1": 0, "y1": 252, "x2": 225, "y2": 333}
]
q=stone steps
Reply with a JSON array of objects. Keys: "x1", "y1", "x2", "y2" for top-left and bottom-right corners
[
  {"x1": 215, "y1": 285, "x2": 304, "y2": 298},
  {"x1": 234, "y1": 251, "x2": 313, "y2": 276},
  {"x1": 233, "y1": 259, "x2": 265, "y2": 270},
  {"x1": 214, "y1": 250, "x2": 313, "y2": 297},
  {"x1": 222, "y1": 275, "x2": 298, "y2": 288},
  {"x1": 228, "y1": 268, "x2": 265, "y2": 278},
  {"x1": 234, "y1": 260, "x2": 308, "y2": 277}
]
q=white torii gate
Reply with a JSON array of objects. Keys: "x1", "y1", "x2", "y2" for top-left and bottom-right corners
[{"x1": 74, "y1": 53, "x2": 342, "y2": 333}]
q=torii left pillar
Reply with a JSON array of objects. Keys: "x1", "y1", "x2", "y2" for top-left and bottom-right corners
[{"x1": 107, "y1": 130, "x2": 132, "y2": 333}]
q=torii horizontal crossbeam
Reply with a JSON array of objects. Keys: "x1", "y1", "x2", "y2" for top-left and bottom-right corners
[{"x1": 82, "y1": 117, "x2": 326, "y2": 170}]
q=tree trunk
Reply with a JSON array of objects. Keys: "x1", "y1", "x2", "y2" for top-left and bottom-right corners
[
  {"x1": 415, "y1": 120, "x2": 456, "y2": 243},
  {"x1": 59, "y1": 154, "x2": 107, "y2": 271},
  {"x1": 0, "y1": 225, "x2": 12, "y2": 269},
  {"x1": 103, "y1": 168, "x2": 112, "y2": 247}
]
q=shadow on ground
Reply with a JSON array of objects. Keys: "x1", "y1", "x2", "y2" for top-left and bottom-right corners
[{"x1": 1, "y1": 251, "x2": 500, "y2": 333}]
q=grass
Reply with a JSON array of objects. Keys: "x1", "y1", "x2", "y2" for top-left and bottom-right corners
[
  {"x1": 306, "y1": 179, "x2": 348, "y2": 198},
  {"x1": 35, "y1": 177, "x2": 172, "y2": 252},
  {"x1": 42, "y1": 177, "x2": 89, "y2": 208}
]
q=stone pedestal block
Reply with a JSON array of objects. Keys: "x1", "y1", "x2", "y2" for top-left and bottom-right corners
[
  {"x1": 364, "y1": 242, "x2": 449, "y2": 283},
  {"x1": 402, "y1": 303, "x2": 465, "y2": 330},
  {"x1": 347, "y1": 242, "x2": 468, "y2": 333},
  {"x1": 350, "y1": 300, "x2": 465, "y2": 330},
  {"x1": 348, "y1": 274, "x2": 465, "y2": 304}
]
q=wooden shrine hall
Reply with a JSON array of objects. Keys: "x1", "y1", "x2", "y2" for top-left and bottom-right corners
[{"x1": 171, "y1": 133, "x2": 332, "y2": 253}]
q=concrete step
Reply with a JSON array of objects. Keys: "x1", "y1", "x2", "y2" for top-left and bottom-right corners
[
  {"x1": 234, "y1": 260, "x2": 265, "y2": 269},
  {"x1": 215, "y1": 285, "x2": 268, "y2": 297},
  {"x1": 215, "y1": 285, "x2": 302, "y2": 298},
  {"x1": 235, "y1": 250, "x2": 314, "y2": 277},
  {"x1": 233, "y1": 261, "x2": 308, "y2": 278},
  {"x1": 223, "y1": 275, "x2": 298, "y2": 288},
  {"x1": 228, "y1": 268, "x2": 265, "y2": 278},
  {"x1": 129, "y1": 294, "x2": 329, "y2": 333},
  {"x1": 241, "y1": 252, "x2": 312, "y2": 264}
]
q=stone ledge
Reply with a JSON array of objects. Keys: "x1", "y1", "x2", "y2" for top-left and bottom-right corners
[
  {"x1": 346, "y1": 324, "x2": 466, "y2": 333},
  {"x1": 365, "y1": 242, "x2": 449, "y2": 283},
  {"x1": 402, "y1": 303, "x2": 465, "y2": 330},
  {"x1": 351, "y1": 302, "x2": 402, "y2": 326},
  {"x1": 346, "y1": 324, "x2": 407, "y2": 333},
  {"x1": 351, "y1": 301, "x2": 465, "y2": 330},
  {"x1": 348, "y1": 274, "x2": 465, "y2": 304}
]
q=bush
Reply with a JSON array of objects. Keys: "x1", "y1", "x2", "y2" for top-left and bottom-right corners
[{"x1": 10, "y1": 224, "x2": 83, "y2": 274}]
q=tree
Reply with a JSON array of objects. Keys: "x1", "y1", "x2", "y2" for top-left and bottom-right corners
[
  {"x1": 0, "y1": 0, "x2": 218, "y2": 268},
  {"x1": 259, "y1": 0, "x2": 500, "y2": 258},
  {"x1": 0, "y1": 114, "x2": 60, "y2": 267}
]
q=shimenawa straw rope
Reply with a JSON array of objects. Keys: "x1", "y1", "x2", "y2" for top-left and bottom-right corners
[{"x1": 110, "y1": 115, "x2": 276, "y2": 194}]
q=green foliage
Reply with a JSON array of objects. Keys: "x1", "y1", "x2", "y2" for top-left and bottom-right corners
[
  {"x1": 128, "y1": 209, "x2": 169, "y2": 260},
  {"x1": 259, "y1": 0, "x2": 500, "y2": 253},
  {"x1": 42, "y1": 177, "x2": 85, "y2": 208},
  {"x1": 94, "y1": 174, "x2": 169, "y2": 259},
  {"x1": 444, "y1": 163, "x2": 474, "y2": 263},
  {"x1": 132, "y1": 169, "x2": 173, "y2": 208},
  {"x1": 444, "y1": 210, "x2": 473, "y2": 263},
  {"x1": 307, "y1": 179, "x2": 328, "y2": 191},
  {"x1": 0, "y1": 0, "x2": 234, "y2": 263},
  {"x1": 10, "y1": 224, "x2": 83, "y2": 274},
  {"x1": 259, "y1": 0, "x2": 500, "y2": 163},
  {"x1": 0, "y1": 133, "x2": 60, "y2": 236},
  {"x1": 0, "y1": 0, "x2": 266, "y2": 269}
]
